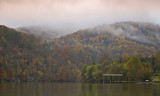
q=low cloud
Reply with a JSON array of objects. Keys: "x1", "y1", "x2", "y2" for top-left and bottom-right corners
[{"x1": 0, "y1": 0, "x2": 160, "y2": 33}]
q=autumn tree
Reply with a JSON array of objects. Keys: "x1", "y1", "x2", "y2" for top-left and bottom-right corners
[
  {"x1": 0, "y1": 66, "x2": 6, "y2": 81},
  {"x1": 126, "y1": 57, "x2": 142, "y2": 81},
  {"x1": 155, "y1": 50, "x2": 160, "y2": 74},
  {"x1": 126, "y1": 57, "x2": 153, "y2": 81}
]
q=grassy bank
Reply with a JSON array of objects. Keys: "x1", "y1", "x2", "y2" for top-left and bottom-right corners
[{"x1": 152, "y1": 76, "x2": 160, "y2": 82}]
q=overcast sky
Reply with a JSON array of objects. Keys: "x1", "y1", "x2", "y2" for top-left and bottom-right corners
[{"x1": 0, "y1": 0, "x2": 160, "y2": 32}]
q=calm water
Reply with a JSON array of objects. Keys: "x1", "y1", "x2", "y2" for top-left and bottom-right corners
[{"x1": 0, "y1": 82, "x2": 160, "y2": 96}]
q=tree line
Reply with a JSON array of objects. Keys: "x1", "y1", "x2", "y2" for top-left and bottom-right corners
[{"x1": 81, "y1": 50, "x2": 160, "y2": 82}]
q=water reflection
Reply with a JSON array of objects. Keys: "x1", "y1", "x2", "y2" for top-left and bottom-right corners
[{"x1": 0, "y1": 82, "x2": 160, "y2": 96}]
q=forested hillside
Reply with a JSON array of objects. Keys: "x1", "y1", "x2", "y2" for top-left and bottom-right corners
[
  {"x1": 0, "y1": 21, "x2": 160, "y2": 82},
  {"x1": 53, "y1": 22, "x2": 160, "y2": 59},
  {"x1": 0, "y1": 25, "x2": 89, "y2": 82}
]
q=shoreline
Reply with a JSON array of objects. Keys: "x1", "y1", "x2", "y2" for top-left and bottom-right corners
[{"x1": 1, "y1": 80, "x2": 160, "y2": 84}]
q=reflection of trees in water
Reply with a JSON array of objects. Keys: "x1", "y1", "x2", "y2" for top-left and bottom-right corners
[
  {"x1": 126, "y1": 84, "x2": 152, "y2": 96},
  {"x1": 80, "y1": 83, "x2": 123, "y2": 96},
  {"x1": 0, "y1": 83, "x2": 160, "y2": 96}
]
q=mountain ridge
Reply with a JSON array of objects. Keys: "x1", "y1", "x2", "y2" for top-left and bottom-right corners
[{"x1": 51, "y1": 21, "x2": 160, "y2": 59}]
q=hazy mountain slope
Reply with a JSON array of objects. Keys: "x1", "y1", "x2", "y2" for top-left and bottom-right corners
[
  {"x1": 16, "y1": 26, "x2": 64, "y2": 40},
  {"x1": 52, "y1": 21, "x2": 160, "y2": 58},
  {"x1": 93, "y1": 22, "x2": 160, "y2": 44}
]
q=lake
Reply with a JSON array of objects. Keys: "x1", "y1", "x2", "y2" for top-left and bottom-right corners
[{"x1": 0, "y1": 82, "x2": 160, "y2": 96}]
